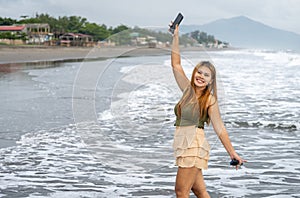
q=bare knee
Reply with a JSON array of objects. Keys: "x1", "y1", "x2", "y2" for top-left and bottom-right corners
[
  {"x1": 175, "y1": 167, "x2": 199, "y2": 197},
  {"x1": 191, "y1": 187, "x2": 210, "y2": 198},
  {"x1": 175, "y1": 185, "x2": 190, "y2": 198}
]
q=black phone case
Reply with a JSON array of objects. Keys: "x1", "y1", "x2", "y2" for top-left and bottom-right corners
[
  {"x1": 169, "y1": 13, "x2": 184, "y2": 34},
  {"x1": 230, "y1": 159, "x2": 239, "y2": 166},
  {"x1": 230, "y1": 159, "x2": 243, "y2": 166}
]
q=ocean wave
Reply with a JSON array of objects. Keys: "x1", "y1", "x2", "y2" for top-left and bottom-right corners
[
  {"x1": 0, "y1": 122, "x2": 175, "y2": 198},
  {"x1": 251, "y1": 49, "x2": 300, "y2": 67},
  {"x1": 225, "y1": 120, "x2": 298, "y2": 131}
]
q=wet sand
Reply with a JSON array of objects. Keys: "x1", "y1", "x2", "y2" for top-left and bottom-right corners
[
  {"x1": 0, "y1": 46, "x2": 170, "y2": 64},
  {"x1": 0, "y1": 45, "x2": 228, "y2": 64}
]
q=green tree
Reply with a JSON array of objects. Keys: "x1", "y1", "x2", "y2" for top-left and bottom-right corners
[
  {"x1": 110, "y1": 25, "x2": 129, "y2": 34},
  {"x1": 190, "y1": 30, "x2": 218, "y2": 45},
  {"x1": 0, "y1": 17, "x2": 17, "y2": 25},
  {"x1": 109, "y1": 29, "x2": 131, "y2": 45},
  {"x1": 199, "y1": 32, "x2": 208, "y2": 43},
  {"x1": 80, "y1": 23, "x2": 110, "y2": 41},
  {"x1": 190, "y1": 30, "x2": 200, "y2": 41},
  {"x1": 207, "y1": 35, "x2": 215, "y2": 43},
  {"x1": 67, "y1": 16, "x2": 87, "y2": 32}
]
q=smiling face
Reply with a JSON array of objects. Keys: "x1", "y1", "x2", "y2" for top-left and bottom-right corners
[{"x1": 193, "y1": 66, "x2": 212, "y2": 88}]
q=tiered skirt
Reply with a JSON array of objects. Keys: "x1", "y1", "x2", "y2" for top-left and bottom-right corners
[{"x1": 173, "y1": 125, "x2": 210, "y2": 169}]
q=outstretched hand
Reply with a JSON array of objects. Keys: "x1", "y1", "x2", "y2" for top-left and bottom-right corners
[{"x1": 169, "y1": 22, "x2": 179, "y2": 36}]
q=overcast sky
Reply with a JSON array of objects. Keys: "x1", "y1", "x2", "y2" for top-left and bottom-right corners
[{"x1": 1, "y1": 0, "x2": 300, "y2": 34}]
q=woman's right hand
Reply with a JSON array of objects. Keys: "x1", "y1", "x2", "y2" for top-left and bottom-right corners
[
  {"x1": 169, "y1": 22, "x2": 179, "y2": 36},
  {"x1": 173, "y1": 24, "x2": 179, "y2": 36}
]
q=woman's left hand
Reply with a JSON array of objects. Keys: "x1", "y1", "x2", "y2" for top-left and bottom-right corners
[{"x1": 231, "y1": 152, "x2": 247, "y2": 170}]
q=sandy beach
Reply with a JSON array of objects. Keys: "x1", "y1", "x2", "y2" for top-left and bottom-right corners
[
  {"x1": 0, "y1": 46, "x2": 173, "y2": 64},
  {"x1": 0, "y1": 45, "x2": 228, "y2": 64}
]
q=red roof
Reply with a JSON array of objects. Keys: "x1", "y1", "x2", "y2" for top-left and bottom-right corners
[{"x1": 0, "y1": 25, "x2": 25, "y2": 31}]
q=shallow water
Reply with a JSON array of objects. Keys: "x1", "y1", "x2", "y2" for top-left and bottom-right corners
[{"x1": 0, "y1": 48, "x2": 299, "y2": 197}]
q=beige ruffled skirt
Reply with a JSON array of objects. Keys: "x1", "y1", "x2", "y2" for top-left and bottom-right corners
[{"x1": 173, "y1": 126, "x2": 210, "y2": 170}]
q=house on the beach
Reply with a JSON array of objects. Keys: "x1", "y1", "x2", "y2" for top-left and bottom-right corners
[
  {"x1": 0, "y1": 25, "x2": 26, "y2": 33},
  {"x1": 0, "y1": 25, "x2": 26, "y2": 45},
  {"x1": 0, "y1": 23, "x2": 52, "y2": 45},
  {"x1": 129, "y1": 32, "x2": 158, "y2": 48},
  {"x1": 0, "y1": 24, "x2": 94, "y2": 47},
  {"x1": 25, "y1": 23, "x2": 51, "y2": 44},
  {"x1": 59, "y1": 33, "x2": 93, "y2": 47}
]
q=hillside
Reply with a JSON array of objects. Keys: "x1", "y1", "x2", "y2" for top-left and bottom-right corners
[{"x1": 181, "y1": 16, "x2": 300, "y2": 51}]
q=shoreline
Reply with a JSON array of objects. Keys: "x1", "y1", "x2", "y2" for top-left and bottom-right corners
[{"x1": 0, "y1": 45, "x2": 236, "y2": 65}]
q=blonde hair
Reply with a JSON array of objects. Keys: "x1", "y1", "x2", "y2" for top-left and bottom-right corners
[{"x1": 177, "y1": 61, "x2": 217, "y2": 125}]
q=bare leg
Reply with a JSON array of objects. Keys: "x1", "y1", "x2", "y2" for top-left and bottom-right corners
[
  {"x1": 191, "y1": 169, "x2": 210, "y2": 198},
  {"x1": 175, "y1": 167, "x2": 199, "y2": 198}
]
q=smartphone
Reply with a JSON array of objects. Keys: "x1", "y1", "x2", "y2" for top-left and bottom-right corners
[
  {"x1": 230, "y1": 159, "x2": 243, "y2": 166},
  {"x1": 169, "y1": 13, "x2": 184, "y2": 34}
]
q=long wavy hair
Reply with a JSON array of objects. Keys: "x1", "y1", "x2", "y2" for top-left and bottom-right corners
[{"x1": 177, "y1": 61, "x2": 217, "y2": 125}]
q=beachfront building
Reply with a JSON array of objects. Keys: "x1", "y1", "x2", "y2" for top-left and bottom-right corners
[
  {"x1": 0, "y1": 25, "x2": 26, "y2": 45},
  {"x1": 25, "y1": 23, "x2": 51, "y2": 44},
  {"x1": 0, "y1": 23, "x2": 52, "y2": 45},
  {"x1": 0, "y1": 25, "x2": 27, "y2": 33},
  {"x1": 129, "y1": 32, "x2": 158, "y2": 48},
  {"x1": 59, "y1": 33, "x2": 93, "y2": 47}
]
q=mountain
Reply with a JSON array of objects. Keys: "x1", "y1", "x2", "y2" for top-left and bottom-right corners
[{"x1": 181, "y1": 16, "x2": 300, "y2": 51}]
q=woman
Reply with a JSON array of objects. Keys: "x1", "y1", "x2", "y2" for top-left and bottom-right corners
[{"x1": 171, "y1": 24, "x2": 246, "y2": 198}]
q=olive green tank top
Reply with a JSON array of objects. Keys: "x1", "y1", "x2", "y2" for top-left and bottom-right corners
[{"x1": 174, "y1": 102, "x2": 208, "y2": 129}]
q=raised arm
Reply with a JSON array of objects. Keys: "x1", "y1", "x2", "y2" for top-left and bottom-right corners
[
  {"x1": 171, "y1": 25, "x2": 189, "y2": 92},
  {"x1": 208, "y1": 96, "x2": 246, "y2": 169}
]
